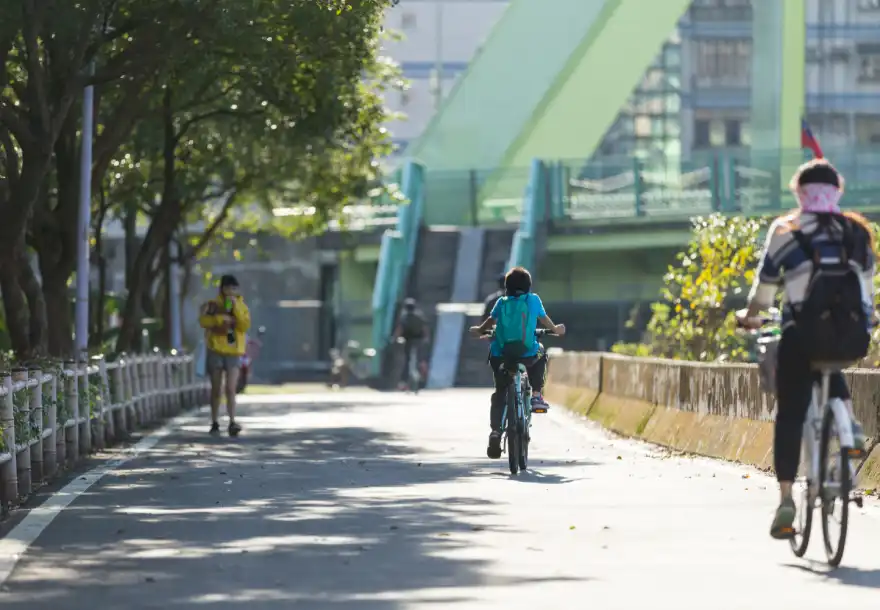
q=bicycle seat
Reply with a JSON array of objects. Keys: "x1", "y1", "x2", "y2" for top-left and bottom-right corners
[{"x1": 500, "y1": 360, "x2": 528, "y2": 373}]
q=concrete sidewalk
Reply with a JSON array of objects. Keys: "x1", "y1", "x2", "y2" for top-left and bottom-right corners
[{"x1": 2, "y1": 390, "x2": 880, "y2": 609}]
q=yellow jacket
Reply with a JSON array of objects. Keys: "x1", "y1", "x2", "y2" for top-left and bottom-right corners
[{"x1": 199, "y1": 295, "x2": 251, "y2": 355}]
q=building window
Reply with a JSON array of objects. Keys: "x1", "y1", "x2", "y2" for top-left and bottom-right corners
[
  {"x1": 858, "y1": 0, "x2": 880, "y2": 11},
  {"x1": 695, "y1": 40, "x2": 751, "y2": 87},
  {"x1": 858, "y1": 44, "x2": 880, "y2": 82},
  {"x1": 694, "y1": 119, "x2": 710, "y2": 149},
  {"x1": 399, "y1": 90, "x2": 411, "y2": 107},
  {"x1": 401, "y1": 11, "x2": 416, "y2": 29},
  {"x1": 725, "y1": 120, "x2": 741, "y2": 146}
]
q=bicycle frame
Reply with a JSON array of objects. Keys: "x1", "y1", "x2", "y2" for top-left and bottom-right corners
[{"x1": 803, "y1": 371, "x2": 857, "y2": 497}]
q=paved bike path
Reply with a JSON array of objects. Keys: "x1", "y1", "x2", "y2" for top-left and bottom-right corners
[{"x1": 2, "y1": 390, "x2": 880, "y2": 609}]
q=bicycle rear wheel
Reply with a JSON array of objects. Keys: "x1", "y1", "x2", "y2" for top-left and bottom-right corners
[
  {"x1": 819, "y1": 408, "x2": 850, "y2": 567},
  {"x1": 506, "y1": 385, "x2": 519, "y2": 475}
]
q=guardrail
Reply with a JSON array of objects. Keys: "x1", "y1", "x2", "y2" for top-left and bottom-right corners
[{"x1": 0, "y1": 351, "x2": 209, "y2": 512}]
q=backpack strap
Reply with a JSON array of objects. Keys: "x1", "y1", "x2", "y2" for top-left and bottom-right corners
[{"x1": 791, "y1": 229, "x2": 820, "y2": 267}]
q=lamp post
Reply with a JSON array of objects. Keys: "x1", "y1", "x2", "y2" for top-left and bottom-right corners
[{"x1": 74, "y1": 62, "x2": 95, "y2": 358}]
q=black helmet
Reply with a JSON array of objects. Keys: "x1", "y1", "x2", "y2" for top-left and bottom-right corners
[{"x1": 403, "y1": 297, "x2": 416, "y2": 311}]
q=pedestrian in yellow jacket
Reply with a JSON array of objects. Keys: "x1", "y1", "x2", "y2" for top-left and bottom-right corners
[{"x1": 199, "y1": 274, "x2": 251, "y2": 436}]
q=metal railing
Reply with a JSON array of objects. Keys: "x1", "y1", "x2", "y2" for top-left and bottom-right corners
[{"x1": 0, "y1": 352, "x2": 209, "y2": 511}]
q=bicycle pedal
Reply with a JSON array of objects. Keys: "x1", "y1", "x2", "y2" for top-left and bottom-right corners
[
  {"x1": 853, "y1": 496, "x2": 864, "y2": 508},
  {"x1": 532, "y1": 407, "x2": 547, "y2": 414},
  {"x1": 847, "y1": 447, "x2": 866, "y2": 458}
]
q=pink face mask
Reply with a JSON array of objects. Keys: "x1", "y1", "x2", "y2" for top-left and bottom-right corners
[{"x1": 796, "y1": 183, "x2": 842, "y2": 213}]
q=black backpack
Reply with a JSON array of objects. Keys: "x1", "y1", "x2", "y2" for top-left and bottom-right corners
[
  {"x1": 399, "y1": 310, "x2": 426, "y2": 339},
  {"x1": 791, "y1": 215, "x2": 870, "y2": 363}
]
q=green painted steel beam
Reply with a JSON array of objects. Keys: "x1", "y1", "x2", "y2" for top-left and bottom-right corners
[
  {"x1": 482, "y1": 0, "x2": 692, "y2": 202},
  {"x1": 750, "y1": 1, "x2": 806, "y2": 188},
  {"x1": 404, "y1": 0, "x2": 610, "y2": 170},
  {"x1": 547, "y1": 230, "x2": 692, "y2": 253}
]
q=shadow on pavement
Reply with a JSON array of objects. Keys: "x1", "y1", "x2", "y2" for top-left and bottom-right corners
[
  {"x1": 784, "y1": 562, "x2": 880, "y2": 589},
  {"x1": 1, "y1": 398, "x2": 586, "y2": 609}
]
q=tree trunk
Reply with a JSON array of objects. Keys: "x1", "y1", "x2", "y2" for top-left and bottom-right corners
[
  {"x1": 116, "y1": 87, "x2": 181, "y2": 352},
  {"x1": 0, "y1": 254, "x2": 32, "y2": 359},
  {"x1": 18, "y1": 249, "x2": 47, "y2": 356}
]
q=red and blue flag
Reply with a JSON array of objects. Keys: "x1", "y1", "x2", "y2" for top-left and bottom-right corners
[{"x1": 801, "y1": 118, "x2": 824, "y2": 159}]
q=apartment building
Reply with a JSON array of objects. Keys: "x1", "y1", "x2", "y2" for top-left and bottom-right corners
[{"x1": 601, "y1": 0, "x2": 880, "y2": 161}]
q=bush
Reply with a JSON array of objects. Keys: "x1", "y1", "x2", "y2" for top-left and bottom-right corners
[{"x1": 615, "y1": 213, "x2": 769, "y2": 362}]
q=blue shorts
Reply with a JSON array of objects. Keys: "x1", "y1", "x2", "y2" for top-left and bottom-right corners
[{"x1": 206, "y1": 350, "x2": 241, "y2": 372}]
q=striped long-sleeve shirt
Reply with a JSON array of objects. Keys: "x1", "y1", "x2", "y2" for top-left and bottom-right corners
[{"x1": 747, "y1": 212, "x2": 876, "y2": 331}]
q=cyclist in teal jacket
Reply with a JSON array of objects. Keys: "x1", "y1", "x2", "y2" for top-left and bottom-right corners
[{"x1": 470, "y1": 266, "x2": 565, "y2": 458}]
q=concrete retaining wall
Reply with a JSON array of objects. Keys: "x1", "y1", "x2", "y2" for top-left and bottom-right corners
[{"x1": 545, "y1": 352, "x2": 880, "y2": 490}]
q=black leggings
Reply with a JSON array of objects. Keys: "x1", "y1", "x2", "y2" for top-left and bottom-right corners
[
  {"x1": 774, "y1": 328, "x2": 850, "y2": 482},
  {"x1": 488, "y1": 350, "x2": 548, "y2": 431}
]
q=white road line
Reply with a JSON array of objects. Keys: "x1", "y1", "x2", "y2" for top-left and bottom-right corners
[{"x1": 0, "y1": 410, "x2": 200, "y2": 586}]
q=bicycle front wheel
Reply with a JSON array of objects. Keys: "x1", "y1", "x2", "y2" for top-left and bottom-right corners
[
  {"x1": 506, "y1": 385, "x2": 519, "y2": 475},
  {"x1": 518, "y1": 388, "x2": 530, "y2": 471},
  {"x1": 819, "y1": 408, "x2": 850, "y2": 567}
]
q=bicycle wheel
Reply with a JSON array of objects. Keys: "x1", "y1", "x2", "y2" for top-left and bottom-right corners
[
  {"x1": 506, "y1": 384, "x2": 519, "y2": 475},
  {"x1": 819, "y1": 408, "x2": 850, "y2": 567},
  {"x1": 518, "y1": 387, "x2": 530, "y2": 471},
  {"x1": 789, "y1": 476, "x2": 813, "y2": 557}
]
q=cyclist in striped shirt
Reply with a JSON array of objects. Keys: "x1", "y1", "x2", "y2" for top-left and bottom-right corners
[{"x1": 737, "y1": 158, "x2": 874, "y2": 539}]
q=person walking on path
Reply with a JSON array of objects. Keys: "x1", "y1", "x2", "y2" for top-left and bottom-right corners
[
  {"x1": 481, "y1": 273, "x2": 505, "y2": 322},
  {"x1": 199, "y1": 274, "x2": 251, "y2": 436}
]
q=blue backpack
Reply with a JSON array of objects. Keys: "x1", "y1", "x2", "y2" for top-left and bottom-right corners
[{"x1": 494, "y1": 294, "x2": 534, "y2": 358}]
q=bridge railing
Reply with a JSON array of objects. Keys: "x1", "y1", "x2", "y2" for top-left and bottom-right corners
[{"x1": 0, "y1": 352, "x2": 209, "y2": 512}]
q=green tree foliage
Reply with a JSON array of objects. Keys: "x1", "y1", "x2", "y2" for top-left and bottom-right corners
[
  {"x1": 613, "y1": 213, "x2": 769, "y2": 362},
  {"x1": 1, "y1": 0, "x2": 398, "y2": 357}
]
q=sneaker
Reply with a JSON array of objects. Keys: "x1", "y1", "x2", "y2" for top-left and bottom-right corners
[
  {"x1": 770, "y1": 497, "x2": 796, "y2": 540},
  {"x1": 486, "y1": 430, "x2": 502, "y2": 459},
  {"x1": 851, "y1": 421, "x2": 867, "y2": 455},
  {"x1": 209, "y1": 422, "x2": 220, "y2": 435},
  {"x1": 228, "y1": 421, "x2": 242, "y2": 437},
  {"x1": 530, "y1": 394, "x2": 549, "y2": 413}
]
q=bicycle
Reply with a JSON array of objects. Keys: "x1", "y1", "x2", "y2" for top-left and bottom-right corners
[
  {"x1": 744, "y1": 309, "x2": 866, "y2": 567},
  {"x1": 396, "y1": 336, "x2": 421, "y2": 394},
  {"x1": 481, "y1": 328, "x2": 555, "y2": 475}
]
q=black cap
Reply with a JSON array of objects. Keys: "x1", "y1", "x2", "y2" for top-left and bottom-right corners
[{"x1": 220, "y1": 274, "x2": 239, "y2": 288}]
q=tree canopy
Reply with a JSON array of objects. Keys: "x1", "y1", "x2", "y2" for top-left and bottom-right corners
[{"x1": 0, "y1": 0, "x2": 397, "y2": 358}]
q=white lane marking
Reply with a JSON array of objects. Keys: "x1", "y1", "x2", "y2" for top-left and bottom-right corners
[{"x1": 0, "y1": 410, "x2": 200, "y2": 586}]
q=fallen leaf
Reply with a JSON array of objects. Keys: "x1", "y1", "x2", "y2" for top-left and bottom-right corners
[{"x1": 569, "y1": 526, "x2": 576, "y2": 530}]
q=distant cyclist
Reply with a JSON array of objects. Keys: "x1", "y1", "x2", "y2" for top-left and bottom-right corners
[
  {"x1": 736, "y1": 158, "x2": 873, "y2": 539},
  {"x1": 394, "y1": 298, "x2": 428, "y2": 386},
  {"x1": 469, "y1": 267, "x2": 565, "y2": 459},
  {"x1": 481, "y1": 273, "x2": 506, "y2": 322}
]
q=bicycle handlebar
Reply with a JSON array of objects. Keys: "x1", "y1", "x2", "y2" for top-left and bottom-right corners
[
  {"x1": 734, "y1": 307, "x2": 781, "y2": 328},
  {"x1": 479, "y1": 328, "x2": 559, "y2": 339}
]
